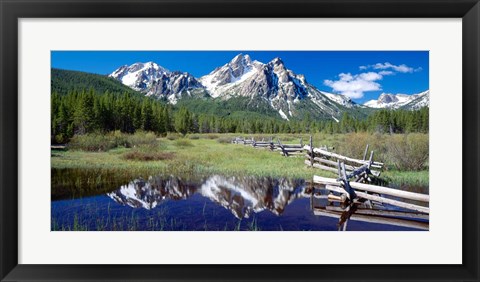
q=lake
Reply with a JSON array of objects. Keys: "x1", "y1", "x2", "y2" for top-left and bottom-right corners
[{"x1": 51, "y1": 170, "x2": 428, "y2": 231}]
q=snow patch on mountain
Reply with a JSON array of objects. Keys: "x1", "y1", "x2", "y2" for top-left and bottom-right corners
[
  {"x1": 278, "y1": 109, "x2": 289, "y2": 120},
  {"x1": 168, "y1": 94, "x2": 178, "y2": 105},
  {"x1": 322, "y1": 92, "x2": 355, "y2": 108}
]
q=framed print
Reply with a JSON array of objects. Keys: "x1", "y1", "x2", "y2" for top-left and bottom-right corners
[{"x1": 1, "y1": 0, "x2": 479, "y2": 281}]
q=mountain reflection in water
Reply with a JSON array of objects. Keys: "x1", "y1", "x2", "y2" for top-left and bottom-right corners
[
  {"x1": 107, "y1": 175, "x2": 307, "y2": 219},
  {"x1": 51, "y1": 172, "x2": 426, "y2": 231}
]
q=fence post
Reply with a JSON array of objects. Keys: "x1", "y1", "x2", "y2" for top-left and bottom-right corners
[
  {"x1": 309, "y1": 135, "x2": 313, "y2": 167},
  {"x1": 340, "y1": 162, "x2": 357, "y2": 201},
  {"x1": 278, "y1": 138, "x2": 287, "y2": 157},
  {"x1": 362, "y1": 144, "x2": 369, "y2": 161}
]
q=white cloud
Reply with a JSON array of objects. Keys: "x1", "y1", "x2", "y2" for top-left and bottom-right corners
[
  {"x1": 331, "y1": 62, "x2": 422, "y2": 99},
  {"x1": 360, "y1": 62, "x2": 422, "y2": 74},
  {"x1": 324, "y1": 71, "x2": 383, "y2": 99},
  {"x1": 339, "y1": 73, "x2": 353, "y2": 81},
  {"x1": 375, "y1": 62, "x2": 411, "y2": 72},
  {"x1": 358, "y1": 72, "x2": 383, "y2": 81},
  {"x1": 378, "y1": 70, "x2": 394, "y2": 76}
]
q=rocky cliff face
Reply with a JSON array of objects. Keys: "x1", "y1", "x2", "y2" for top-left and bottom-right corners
[
  {"x1": 109, "y1": 54, "x2": 374, "y2": 121},
  {"x1": 109, "y1": 62, "x2": 205, "y2": 103}
]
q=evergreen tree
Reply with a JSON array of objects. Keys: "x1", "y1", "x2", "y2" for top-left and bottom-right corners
[
  {"x1": 174, "y1": 107, "x2": 193, "y2": 135},
  {"x1": 73, "y1": 90, "x2": 95, "y2": 134}
]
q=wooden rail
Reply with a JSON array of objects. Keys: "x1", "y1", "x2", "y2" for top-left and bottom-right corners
[
  {"x1": 276, "y1": 138, "x2": 304, "y2": 157},
  {"x1": 304, "y1": 145, "x2": 383, "y2": 168},
  {"x1": 325, "y1": 206, "x2": 429, "y2": 220},
  {"x1": 313, "y1": 175, "x2": 429, "y2": 214},
  {"x1": 314, "y1": 176, "x2": 429, "y2": 202},
  {"x1": 305, "y1": 136, "x2": 382, "y2": 179},
  {"x1": 313, "y1": 208, "x2": 429, "y2": 230}
]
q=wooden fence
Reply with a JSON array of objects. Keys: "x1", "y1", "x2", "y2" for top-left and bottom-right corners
[
  {"x1": 313, "y1": 175, "x2": 429, "y2": 214},
  {"x1": 275, "y1": 138, "x2": 304, "y2": 156},
  {"x1": 231, "y1": 135, "x2": 429, "y2": 230},
  {"x1": 312, "y1": 206, "x2": 429, "y2": 231},
  {"x1": 304, "y1": 136, "x2": 383, "y2": 180},
  {"x1": 231, "y1": 136, "x2": 305, "y2": 156}
]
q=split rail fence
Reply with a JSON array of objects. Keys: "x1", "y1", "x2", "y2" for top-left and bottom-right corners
[
  {"x1": 310, "y1": 154, "x2": 429, "y2": 230},
  {"x1": 231, "y1": 136, "x2": 305, "y2": 156},
  {"x1": 231, "y1": 135, "x2": 429, "y2": 230}
]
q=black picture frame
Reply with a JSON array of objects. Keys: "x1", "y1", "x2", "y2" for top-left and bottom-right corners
[{"x1": 1, "y1": 0, "x2": 479, "y2": 281}]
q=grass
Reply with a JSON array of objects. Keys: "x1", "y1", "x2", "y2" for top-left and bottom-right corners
[
  {"x1": 52, "y1": 136, "x2": 317, "y2": 179},
  {"x1": 52, "y1": 133, "x2": 429, "y2": 199},
  {"x1": 51, "y1": 200, "x2": 267, "y2": 231},
  {"x1": 122, "y1": 151, "x2": 175, "y2": 161},
  {"x1": 381, "y1": 170, "x2": 429, "y2": 187}
]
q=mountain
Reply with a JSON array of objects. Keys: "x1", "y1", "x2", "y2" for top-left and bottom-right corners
[
  {"x1": 107, "y1": 176, "x2": 197, "y2": 210},
  {"x1": 199, "y1": 175, "x2": 307, "y2": 219},
  {"x1": 109, "y1": 62, "x2": 207, "y2": 104},
  {"x1": 109, "y1": 54, "x2": 364, "y2": 121},
  {"x1": 107, "y1": 175, "x2": 309, "y2": 219},
  {"x1": 51, "y1": 68, "x2": 141, "y2": 96},
  {"x1": 322, "y1": 92, "x2": 360, "y2": 109},
  {"x1": 364, "y1": 90, "x2": 429, "y2": 110},
  {"x1": 199, "y1": 54, "x2": 263, "y2": 98},
  {"x1": 199, "y1": 54, "x2": 361, "y2": 120}
]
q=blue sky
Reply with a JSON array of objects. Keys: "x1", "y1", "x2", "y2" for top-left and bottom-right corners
[{"x1": 51, "y1": 51, "x2": 428, "y2": 104}]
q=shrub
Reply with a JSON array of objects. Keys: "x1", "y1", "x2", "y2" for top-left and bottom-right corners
[
  {"x1": 367, "y1": 133, "x2": 388, "y2": 163},
  {"x1": 205, "y1": 134, "x2": 219, "y2": 139},
  {"x1": 174, "y1": 139, "x2": 194, "y2": 147},
  {"x1": 68, "y1": 131, "x2": 159, "y2": 152},
  {"x1": 335, "y1": 132, "x2": 370, "y2": 160},
  {"x1": 166, "y1": 132, "x2": 181, "y2": 140},
  {"x1": 126, "y1": 131, "x2": 157, "y2": 148},
  {"x1": 68, "y1": 133, "x2": 117, "y2": 152},
  {"x1": 331, "y1": 132, "x2": 388, "y2": 164},
  {"x1": 386, "y1": 133, "x2": 429, "y2": 170},
  {"x1": 54, "y1": 133, "x2": 68, "y2": 144},
  {"x1": 217, "y1": 137, "x2": 231, "y2": 144},
  {"x1": 122, "y1": 151, "x2": 175, "y2": 161},
  {"x1": 279, "y1": 135, "x2": 295, "y2": 142},
  {"x1": 253, "y1": 135, "x2": 274, "y2": 142},
  {"x1": 188, "y1": 134, "x2": 200, "y2": 140}
]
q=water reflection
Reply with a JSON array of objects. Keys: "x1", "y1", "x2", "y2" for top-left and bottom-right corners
[
  {"x1": 107, "y1": 175, "x2": 307, "y2": 219},
  {"x1": 51, "y1": 171, "x2": 428, "y2": 231},
  {"x1": 107, "y1": 177, "x2": 196, "y2": 210}
]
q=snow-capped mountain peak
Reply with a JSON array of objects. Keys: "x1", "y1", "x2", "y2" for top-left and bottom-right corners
[
  {"x1": 321, "y1": 91, "x2": 359, "y2": 108},
  {"x1": 364, "y1": 90, "x2": 429, "y2": 110},
  {"x1": 109, "y1": 61, "x2": 169, "y2": 90},
  {"x1": 109, "y1": 62, "x2": 205, "y2": 101},
  {"x1": 199, "y1": 53, "x2": 263, "y2": 97},
  {"x1": 109, "y1": 54, "x2": 380, "y2": 121}
]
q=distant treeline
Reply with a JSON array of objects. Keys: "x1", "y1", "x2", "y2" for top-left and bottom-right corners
[
  {"x1": 51, "y1": 68, "x2": 140, "y2": 96},
  {"x1": 51, "y1": 89, "x2": 429, "y2": 143}
]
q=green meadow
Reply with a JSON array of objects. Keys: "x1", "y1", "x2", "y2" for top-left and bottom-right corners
[{"x1": 51, "y1": 132, "x2": 428, "y2": 199}]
